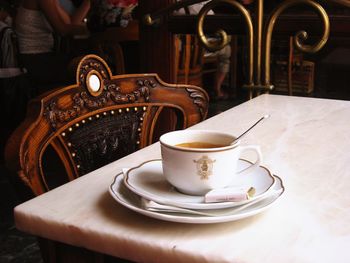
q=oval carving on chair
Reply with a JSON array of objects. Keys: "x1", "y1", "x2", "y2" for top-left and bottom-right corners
[
  {"x1": 86, "y1": 71, "x2": 104, "y2": 97},
  {"x1": 79, "y1": 59, "x2": 110, "y2": 91}
]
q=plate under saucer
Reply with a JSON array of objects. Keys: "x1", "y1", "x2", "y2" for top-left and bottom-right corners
[
  {"x1": 109, "y1": 173, "x2": 284, "y2": 224},
  {"x1": 123, "y1": 159, "x2": 275, "y2": 210}
]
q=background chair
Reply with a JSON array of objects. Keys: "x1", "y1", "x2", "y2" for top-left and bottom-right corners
[
  {"x1": 5, "y1": 54, "x2": 209, "y2": 200},
  {"x1": 175, "y1": 34, "x2": 204, "y2": 87},
  {"x1": 272, "y1": 36, "x2": 315, "y2": 96},
  {"x1": 174, "y1": 34, "x2": 239, "y2": 99}
]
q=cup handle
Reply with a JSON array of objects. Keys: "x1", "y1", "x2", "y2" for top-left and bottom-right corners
[{"x1": 236, "y1": 145, "x2": 262, "y2": 175}]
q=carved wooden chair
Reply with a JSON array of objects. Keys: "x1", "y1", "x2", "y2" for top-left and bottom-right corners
[{"x1": 5, "y1": 54, "x2": 209, "y2": 199}]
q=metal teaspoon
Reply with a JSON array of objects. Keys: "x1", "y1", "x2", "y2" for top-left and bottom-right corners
[{"x1": 232, "y1": 114, "x2": 270, "y2": 144}]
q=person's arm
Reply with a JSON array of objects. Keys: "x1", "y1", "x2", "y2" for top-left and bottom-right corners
[
  {"x1": 38, "y1": 0, "x2": 89, "y2": 35},
  {"x1": 56, "y1": 0, "x2": 90, "y2": 24},
  {"x1": 70, "y1": 0, "x2": 90, "y2": 24}
]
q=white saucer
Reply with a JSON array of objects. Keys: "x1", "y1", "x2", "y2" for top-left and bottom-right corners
[
  {"x1": 109, "y1": 173, "x2": 284, "y2": 224},
  {"x1": 123, "y1": 159, "x2": 276, "y2": 210}
]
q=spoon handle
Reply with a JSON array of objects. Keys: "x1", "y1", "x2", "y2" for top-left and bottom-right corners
[{"x1": 235, "y1": 114, "x2": 270, "y2": 142}]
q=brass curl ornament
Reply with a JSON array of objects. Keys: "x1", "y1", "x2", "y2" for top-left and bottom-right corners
[
  {"x1": 197, "y1": 0, "x2": 253, "y2": 52},
  {"x1": 197, "y1": 0, "x2": 254, "y2": 86},
  {"x1": 264, "y1": 0, "x2": 330, "y2": 85},
  {"x1": 197, "y1": 2, "x2": 228, "y2": 52}
]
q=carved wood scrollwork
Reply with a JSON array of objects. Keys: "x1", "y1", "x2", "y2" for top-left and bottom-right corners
[
  {"x1": 44, "y1": 78, "x2": 156, "y2": 129},
  {"x1": 80, "y1": 91, "x2": 108, "y2": 109},
  {"x1": 45, "y1": 95, "x2": 84, "y2": 129},
  {"x1": 106, "y1": 78, "x2": 154, "y2": 104},
  {"x1": 186, "y1": 88, "x2": 208, "y2": 119}
]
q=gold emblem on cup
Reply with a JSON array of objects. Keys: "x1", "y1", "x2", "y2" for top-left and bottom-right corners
[{"x1": 193, "y1": 156, "x2": 216, "y2": 180}]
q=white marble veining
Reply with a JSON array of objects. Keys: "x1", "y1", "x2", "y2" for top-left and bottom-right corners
[{"x1": 14, "y1": 95, "x2": 350, "y2": 262}]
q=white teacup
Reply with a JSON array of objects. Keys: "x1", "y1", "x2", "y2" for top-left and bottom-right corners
[{"x1": 159, "y1": 130, "x2": 262, "y2": 196}]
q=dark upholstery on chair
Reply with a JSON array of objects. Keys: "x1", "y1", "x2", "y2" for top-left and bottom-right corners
[{"x1": 5, "y1": 54, "x2": 209, "y2": 198}]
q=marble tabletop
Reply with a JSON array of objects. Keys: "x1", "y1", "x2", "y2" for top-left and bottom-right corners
[{"x1": 14, "y1": 94, "x2": 350, "y2": 262}]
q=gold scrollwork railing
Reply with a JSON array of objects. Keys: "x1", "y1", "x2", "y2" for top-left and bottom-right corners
[
  {"x1": 264, "y1": 0, "x2": 330, "y2": 89},
  {"x1": 144, "y1": 0, "x2": 336, "y2": 99},
  {"x1": 197, "y1": 0, "x2": 254, "y2": 89}
]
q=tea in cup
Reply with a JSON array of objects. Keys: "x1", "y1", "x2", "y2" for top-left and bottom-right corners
[{"x1": 159, "y1": 130, "x2": 262, "y2": 195}]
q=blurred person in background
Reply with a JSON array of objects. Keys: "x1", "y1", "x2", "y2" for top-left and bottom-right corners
[
  {"x1": 175, "y1": 1, "x2": 231, "y2": 100},
  {"x1": 15, "y1": 0, "x2": 90, "y2": 94}
]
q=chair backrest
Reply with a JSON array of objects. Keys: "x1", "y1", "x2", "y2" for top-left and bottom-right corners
[
  {"x1": 175, "y1": 34, "x2": 204, "y2": 87},
  {"x1": 5, "y1": 54, "x2": 209, "y2": 198}
]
